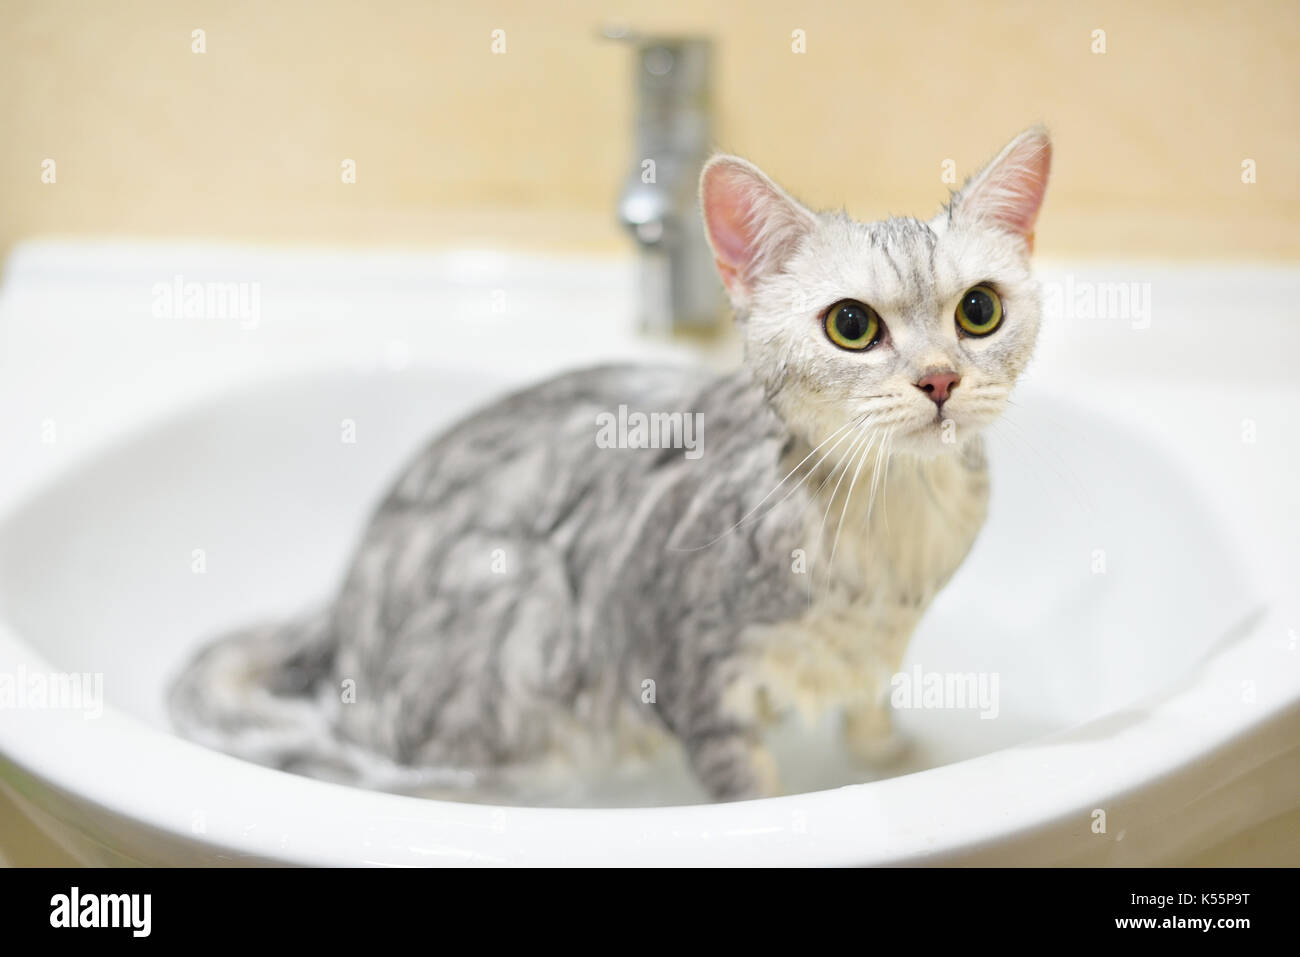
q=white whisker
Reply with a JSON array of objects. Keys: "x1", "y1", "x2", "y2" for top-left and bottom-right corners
[
  {"x1": 864, "y1": 426, "x2": 894, "y2": 531},
  {"x1": 670, "y1": 415, "x2": 863, "y2": 551},
  {"x1": 876, "y1": 427, "x2": 896, "y2": 534},
  {"x1": 810, "y1": 424, "x2": 878, "y2": 602},
  {"x1": 824, "y1": 425, "x2": 877, "y2": 597}
]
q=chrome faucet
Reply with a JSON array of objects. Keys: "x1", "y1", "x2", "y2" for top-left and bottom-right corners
[{"x1": 606, "y1": 27, "x2": 728, "y2": 335}]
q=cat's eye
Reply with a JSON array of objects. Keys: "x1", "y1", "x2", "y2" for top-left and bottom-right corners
[
  {"x1": 955, "y1": 285, "x2": 1004, "y2": 337},
  {"x1": 824, "y1": 300, "x2": 882, "y2": 351}
]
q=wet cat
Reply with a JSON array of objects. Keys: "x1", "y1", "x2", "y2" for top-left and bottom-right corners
[{"x1": 169, "y1": 127, "x2": 1051, "y2": 801}]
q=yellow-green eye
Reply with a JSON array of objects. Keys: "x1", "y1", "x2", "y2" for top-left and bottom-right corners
[
  {"x1": 824, "y1": 300, "x2": 882, "y2": 351},
  {"x1": 955, "y1": 285, "x2": 1003, "y2": 337}
]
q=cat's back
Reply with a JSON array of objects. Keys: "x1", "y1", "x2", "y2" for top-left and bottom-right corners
[
  {"x1": 334, "y1": 361, "x2": 723, "y2": 659},
  {"x1": 381, "y1": 363, "x2": 713, "y2": 513}
]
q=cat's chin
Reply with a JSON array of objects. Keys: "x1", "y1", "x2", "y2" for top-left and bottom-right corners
[{"x1": 892, "y1": 416, "x2": 987, "y2": 459}]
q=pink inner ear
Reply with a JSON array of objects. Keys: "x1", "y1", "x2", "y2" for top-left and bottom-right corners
[
  {"x1": 965, "y1": 134, "x2": 1052, "y2": 241},
  {"x1": 701, "y1": 159, "x2": 814, "y2": 300},
  {"x1": 702, "y1": 164, "x2": 763, "y2": 278}
]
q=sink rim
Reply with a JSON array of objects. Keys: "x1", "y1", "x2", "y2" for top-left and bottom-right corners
[
  {"x1": 0, "y1": 369, "x2": 1296, "y2": 864},
  {"x1": 0, "y1": 592, "x2": 1294, "y2": 865}
]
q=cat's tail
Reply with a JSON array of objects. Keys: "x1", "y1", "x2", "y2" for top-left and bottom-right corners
[{"x1": 166, "y1": 610, "x2": 478, "y2": 794}]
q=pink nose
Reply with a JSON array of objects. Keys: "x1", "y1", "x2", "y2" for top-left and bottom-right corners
[{"x1": 915, "y1": 371, "x2": 961, "y2": 405}]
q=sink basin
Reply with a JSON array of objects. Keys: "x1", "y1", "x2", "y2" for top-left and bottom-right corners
[{"x1": 0, "y1": 241, "x2": 1297, "y2": 865}]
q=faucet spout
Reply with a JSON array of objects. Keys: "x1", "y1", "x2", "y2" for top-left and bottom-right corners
[{"x1": 608, "y1": 31, "x2": 727, "y2": 335}]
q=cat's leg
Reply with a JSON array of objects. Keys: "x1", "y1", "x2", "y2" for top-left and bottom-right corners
[
  {"x1": 842, "y1": 690, "x2": 910, "y2": 766},
  {"x1": 840, "y1": 615, "x2": 919, "y2": 768},
  {"x1": 683, "y1": 721, "x2": 782, "y2": 801},
  {"x1": 334, "y1": 529, "x2": 580, "y2": 774},
  {"x1": 673, "y1": 650, "x2": 784, "y2": 801}
]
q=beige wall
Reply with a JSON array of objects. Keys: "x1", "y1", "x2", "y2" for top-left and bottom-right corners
[{"x1": 2, "y1": 0, "x2": 1297, "y2": 262}]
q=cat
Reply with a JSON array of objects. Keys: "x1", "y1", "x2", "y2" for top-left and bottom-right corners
[{"x1": 168, "y1": 126, "x2": 1052, "y2": 802}]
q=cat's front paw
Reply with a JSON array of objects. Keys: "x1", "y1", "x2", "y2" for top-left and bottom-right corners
[{"x1": 842, "y1": 703, "x2": 911, "y2": 767}]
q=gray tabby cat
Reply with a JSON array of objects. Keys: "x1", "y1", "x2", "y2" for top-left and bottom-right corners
[{"x1": 169, "y1": 127, "x2": 1052, "y2": 801}]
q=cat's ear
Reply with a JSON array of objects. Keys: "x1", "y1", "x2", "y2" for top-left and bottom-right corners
[
  {"x1": 700, "y1": 155, "x2": 819, "y2": 309},
  {"x1": 950, "y1": 126, "x2": 1052, "y2": 252}
]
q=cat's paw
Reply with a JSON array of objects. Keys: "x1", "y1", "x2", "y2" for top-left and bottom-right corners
[
  {"x1": 842, "y1": 704, "x2": 911, "y2": 767},
  {"x1": 690, "y1": 732, "x2": 785, "y2": 801}
]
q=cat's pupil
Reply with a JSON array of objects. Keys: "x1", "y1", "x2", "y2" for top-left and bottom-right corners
[
  {"x1": 836, "y1": 305, "x2": 869, "y2": 340},
  {"x1": 964, "y1": 290, "x2": 994, "y2": 325}
]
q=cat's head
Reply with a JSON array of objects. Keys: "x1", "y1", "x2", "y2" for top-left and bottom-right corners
[{"x1": 700, "y1": 126, "x2": 1051, "y2": 459}]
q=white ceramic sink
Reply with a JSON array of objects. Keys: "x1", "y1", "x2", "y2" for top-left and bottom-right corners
[{"x1": 0, "y1": 241, "x2": 1297, "y2": 865}]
